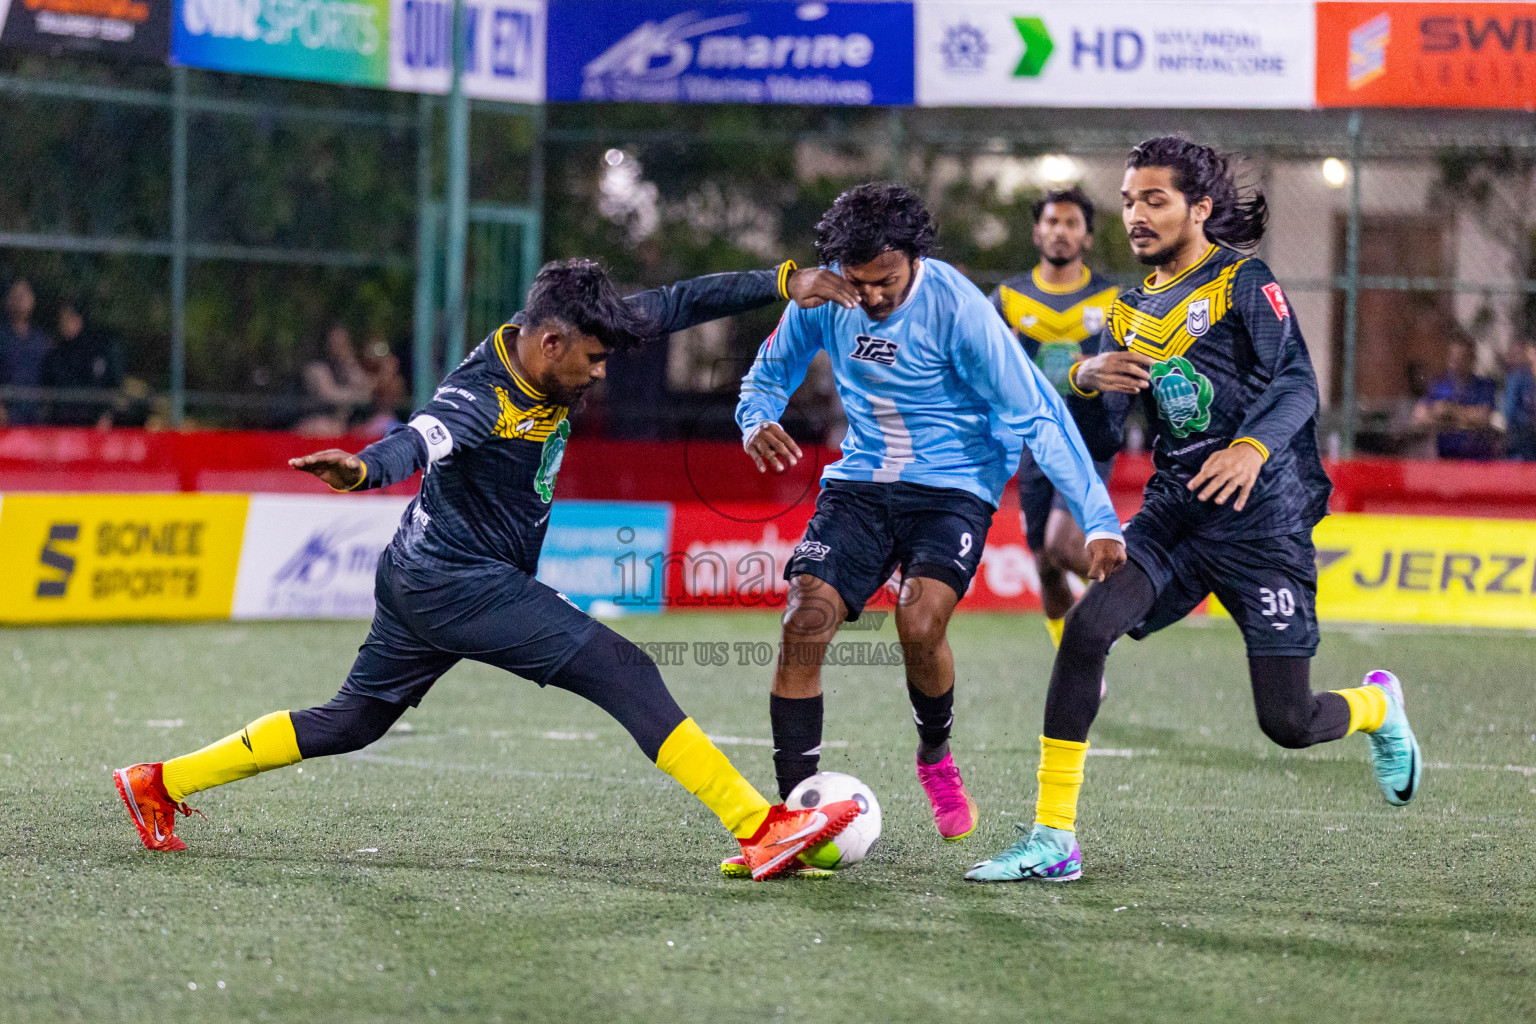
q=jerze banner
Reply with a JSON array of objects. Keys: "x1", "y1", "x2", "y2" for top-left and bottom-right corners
[
  {"x1": 545, "y1": 0, "x2": 915, "y2": 106},
  {"x1": 0, "y1": 0, "x2": 169, "y2": 58},
  {"x1": 916, "y1": 1, "x2": 1315, "y2": 108},
  {"x1": 1316, "y1": 2, "x2": 1536, "y2": 109},
  {"x1": 389, "y1": 0, "x2": 544, "y2": 102}
]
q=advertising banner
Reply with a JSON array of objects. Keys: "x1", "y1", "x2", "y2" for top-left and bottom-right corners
[
  {"x1": 0, "y1": 0, "x2": 170, "y2": 59},
  {"x1": 231, "y1": 493, "x2": 409, "y2": 620},
  {"x1": 1316, "y1": 2, "x2": 1536, "y2": 109},
  {"x1": 916, "y1": 1, "x2": 1315, "y2": 108},
  {"x1": 0, "y1": 493, "x2": 247, "y2": 624},
  {"x1": 1309, "y1": 513, "x2": 1536, "y2": 629},
  {"x1": 546, "y1": 0, "x2": 914, "y2": 106},
  {"x1": 536, "y1": 500, "x2": 672, "y2": 615},
  {"x1": 389, "y1": 0, "x2": 543, "y2": 101},
  {"x1": 171, "y1": 0, "x2": 389, "y2": 86}
]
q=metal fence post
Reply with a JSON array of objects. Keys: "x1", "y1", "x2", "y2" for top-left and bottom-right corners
[
  {"x1": 442, "y1": 0, "x2": 471, "y2": 369},
  {"x1": 1340, "y1": 110, "x2": 1363, "y2": 457},
  {"x1": 887, "y1": 106, "x2": 904, "y2": 182},
  {"x1": 413, "y1": 93, "x2": 437, "y2": 409},
  {"x1": 170, "y1": 67, "x2": 188, "y2": 427},
  {"x1": 523, "y1": 104, "x2": 545, "y2": 294}
]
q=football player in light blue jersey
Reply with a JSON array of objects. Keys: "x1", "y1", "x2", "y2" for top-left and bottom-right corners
[{"x1": 733, "y1": 184, "x2": 1125, "y2": 851}]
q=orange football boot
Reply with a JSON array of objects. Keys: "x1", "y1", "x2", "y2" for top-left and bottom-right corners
[
  {"x1": 737, "y1": 800, "x2": 859, "y2": 881},
  {"x1": 114, "y1": 763, "x2": 197, "y2": 852}
]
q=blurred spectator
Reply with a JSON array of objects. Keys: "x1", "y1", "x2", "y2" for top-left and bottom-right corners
[
  {"x1": 41, "y1": 300, "x2": 124, "y2": 428},
  {"x1": 0, "y1": 279, "x2": 52, "y2": 425},
  {"x1": 359, "y1": 336, "x2": 407, "y2": 439},
  {"x1": 1413, "y1": 337, "x2": 1498, "y2": 460},
  {"x1": 1505, "y1": 338, "x2": 1536, "y2": 461},
  {"x1": 297, "y1": 323, "x2": 371, "y2": 434}
]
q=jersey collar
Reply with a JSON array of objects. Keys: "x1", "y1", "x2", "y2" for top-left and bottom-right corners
[
  {"x1": 883, "y1": 258, "x2": 926, "y2": 320},
  {"x1": 1031, "y1": 264, "x2": 1091, "y2": 295},
  {"x1": 492, "y1": 324, "x2": 547, "y2": 400},
  {"x1": 1142, "y1": 243, "x2": 1216, "y2": 293}
]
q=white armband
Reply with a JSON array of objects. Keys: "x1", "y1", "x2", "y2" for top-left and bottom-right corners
[{"x1": 409, "y1": 414, "x2": 454, "y2": 464}]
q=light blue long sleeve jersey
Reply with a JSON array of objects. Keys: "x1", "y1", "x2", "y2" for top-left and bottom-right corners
[{"x1": 735, "y1": 258, "x2": 1123, "y2": 542}]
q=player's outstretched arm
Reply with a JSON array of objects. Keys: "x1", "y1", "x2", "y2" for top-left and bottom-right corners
[
  {"x1": 626, "y1": 263, "x2": 855, "y2": 337},
  {"x1": 735, "y1": 301, "x2": 825, "y2": 474},
  {"x1": 951, "y1": 298, "x2": 1124, "y2": 558}
]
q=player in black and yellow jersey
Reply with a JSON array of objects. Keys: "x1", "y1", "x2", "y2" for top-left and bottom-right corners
[
  {"x1": 989, "y1": 188, "x2": 1120, "y2": 649},
  {"x1": 113, "y1": 258, "x2": 867, "y2": 881},
  {"x1": 968, "y1": 137, "x2": 1422, "y2": 883}
]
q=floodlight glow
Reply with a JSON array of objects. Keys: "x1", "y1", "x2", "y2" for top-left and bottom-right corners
[
  {"x1": 1039, "y1": 154, "x2": 1077, "y2": 183},
  {"x1": 1322, "y1": 157, "x2": 1349, "y2": 188},
  {"x1": 604, "y1": 149, "x2": 626, "y2": 167}
]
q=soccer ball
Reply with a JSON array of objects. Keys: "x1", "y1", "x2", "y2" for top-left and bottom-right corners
[{"x1": 785, "y1": 771, "x2": 882, "y2": 869}]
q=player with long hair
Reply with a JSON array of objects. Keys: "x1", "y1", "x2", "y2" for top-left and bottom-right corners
[{"x1": 967, "y1": 137, "x2": 1422, "y2": 883}]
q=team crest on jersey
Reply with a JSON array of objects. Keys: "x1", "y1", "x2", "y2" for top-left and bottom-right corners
[
  {"x1": 1150, "y1": 356, "x2": 1214, "y2": 438},
  {"x1": 534, "y1": 418, "x2": 570, "y2": 503},
  {"x1": 1082, "y1": 306, "x2": 1105, "y2": 334},
  {"x1": 1185, "y1": 298, "x2": 1211, "y2": 338},
  {"x1": 852, "y1": 334, "x2": 899, "y2": 366}
]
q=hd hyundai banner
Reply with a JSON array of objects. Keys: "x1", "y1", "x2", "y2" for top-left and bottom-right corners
[
  {"x1": 0, "y1": 0, "x2": 170, "y2": 59},
  {"x1": 916, "y1": 1, "x2": 1316, "y2": 108},
  {"x1": 546, "y1": 0, "x2": 915, "y2": 106}
]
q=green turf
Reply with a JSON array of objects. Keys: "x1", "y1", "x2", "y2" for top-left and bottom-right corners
[{"x1": 1, "y1": 614, "x2": 1533, "y2": 1023}]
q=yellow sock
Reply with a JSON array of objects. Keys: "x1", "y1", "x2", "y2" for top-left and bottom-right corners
[
  {"x1": 1035, "y1": 735, "x2": 1089, "y2": 832},
  {"x1": 655, "y1": 718, "x2": 771, "y2": 839},
  {"x1": 1044, "y1": 616, "x2": 1065, "y2": 649},
  {"x1": 161, "y1": 711, "x2": 302, "y2": 803},
  {"x1": 1333, "y1": 685, "x2": 1388, "y2": 737}
]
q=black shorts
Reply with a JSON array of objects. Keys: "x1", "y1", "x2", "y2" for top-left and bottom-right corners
[
  {"x1": 1123, "y1": 496, "x2": 1320, "y2": 658},
  {"x1": 784, "y1": 479, "x2": 995, "y2": 620},
  {"x1": 1016, "y1": 451, "x2": 1117, "y2": 552},
  {"x1": 341, "y1": 547, "x2": 599, "y2": 706}
]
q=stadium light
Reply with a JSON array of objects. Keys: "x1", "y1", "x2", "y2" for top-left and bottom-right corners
[
  {"x1": 1038, "y1": 154, "x2": 1079, "y2": 184},
  {"x1": 1322, "y1": 157, "x2": 1349, "y2": 188},
  {"x1": 604, "y1": 148, "x2": 626, "y2": 167}
]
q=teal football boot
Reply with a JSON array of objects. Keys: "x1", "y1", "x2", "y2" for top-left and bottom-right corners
[
  {"x1": 1362, "y1": 670, "x2": 1422, "y2": 806},
  {"x1": 964, "y1": 823, "x2": 1081, "y2": 882}
]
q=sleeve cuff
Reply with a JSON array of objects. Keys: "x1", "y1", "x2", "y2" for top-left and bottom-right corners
[
  {"x1": 775, "y1": 260, "x2": 798, "y2": 300},
  {"x1": 1229, "y1": 437, "x2": 1270, "y2": 462},
  {"x1": 742, "y1": 420, "x2": 778, "y2": 452},
  {"x1": 1068, "y1": 362, "x2": 1100, "y2": 399},
  {"x1": 331, "y1": 459, "x2": 368, "y2": 492},
  {"x1": 1085, "y1": 530, "x2": 1125, "y2": 547}
]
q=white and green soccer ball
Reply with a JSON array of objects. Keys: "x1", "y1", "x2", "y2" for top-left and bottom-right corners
[{"x1": 786, "y1": 771, "x2": 882, "y2": 870}]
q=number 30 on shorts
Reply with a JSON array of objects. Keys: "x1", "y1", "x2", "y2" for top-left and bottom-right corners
[{"x1": 1259, "y1": 587, "x2": 1295, "y2": 618}]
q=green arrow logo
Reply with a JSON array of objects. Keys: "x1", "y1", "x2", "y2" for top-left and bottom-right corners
[{"x1": 1013, "y1": 16, "x2": 1053, "y2": 77}]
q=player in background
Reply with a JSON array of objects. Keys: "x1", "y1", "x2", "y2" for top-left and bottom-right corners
[
  {"x1": 114, "y1": 259, "x2": 867, "y2": 882},
  {"x1": 735, "y1": 184, "x2": 1125, "y2": 847},
  {"x1": 966, "y1": 138, "x2": 1422, "y2": 884},
  {"x1": 989, "y1": 188, "x2": 1120, "y2": 653}
]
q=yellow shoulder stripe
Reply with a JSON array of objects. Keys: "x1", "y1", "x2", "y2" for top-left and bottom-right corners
[
  {"x1": 999, "y1": 285, "x2": 1117, "y2": 344},
  {"x1": 1109, "y1": 260, "x2": 1245, "y2": 360}
]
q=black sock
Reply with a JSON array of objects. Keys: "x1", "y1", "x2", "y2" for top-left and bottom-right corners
[
  {"x1": 770, "y1": 693, "x2": 823, "y2": 800},
  {"x1": 908, "y1": 684, "x2": 954, "y2": 764}
]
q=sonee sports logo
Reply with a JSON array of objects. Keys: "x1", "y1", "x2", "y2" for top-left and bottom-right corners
[
  {"x1": 851, "y1": 334, "x2": 899, "y2": 366},
  {"x1": 1262, "y1": 281, "x2": 1291, "y2": 320}
]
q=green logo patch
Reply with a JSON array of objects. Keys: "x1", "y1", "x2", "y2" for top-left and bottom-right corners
[
  {"x1": 1149, "y1": 356, "x2": 1214, "y2": 438},
  {"x1": 1012, "y1": 17, "x2": 1053, "y2": 77},
  {"x1": 535, "y1": 418, "x2": 570, "y2": 503}
]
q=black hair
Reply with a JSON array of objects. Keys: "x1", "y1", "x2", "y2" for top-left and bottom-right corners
[
  {"x1": 1125, "y1": 136, "x2": 1267, "y2": 250},
  {"x1": 524, "y1": 258, "x2": 652, "y2": 351},
  {"x1": 814, "y1": 182, "x2": 937, "y2": 268},
  {"x1": 1032, "y1": 187, "x2": 1095, "y2": 233}
]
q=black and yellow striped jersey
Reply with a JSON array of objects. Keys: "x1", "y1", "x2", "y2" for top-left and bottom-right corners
[
  {"x1": 989, "y1": 266, "x2": 1118, "y2": 397},
  {"x1": 1084, "y1": 244, "x2": 1332, "y2": 540}
]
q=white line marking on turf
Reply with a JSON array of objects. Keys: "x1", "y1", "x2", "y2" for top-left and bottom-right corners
[
  {"x1": 708, "y1": 735, "x2": 848, "y2": 749},
  {"x1": 1086, "y1": 748, "x2": 1156, "y2": 758},
  {"x1": 542, "y1": 731, "x2": 598, "y2": 741},
  {"x1": 346, "y1": 752, "x2": 671, "y2": 788},
  {"x1": 145, "y1": 719, "x2": 184, "y2": 728}
]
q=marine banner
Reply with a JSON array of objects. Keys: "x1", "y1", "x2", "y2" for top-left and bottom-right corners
[
  {"x1": 232, "y1": 493, "x2": 410, "y2": 620},
  {"x1": 916, "y1": 1, "x2": 1316, "y2": 108},
  {"x1": 546, "y1": 0, "x2": 915, "y2": 106},
  {"x1": 1316, "y1": 2, "x2": 1536, "y2": 109},
  {"x1": 0, "y1": 493, "x2": 248, "y2": 624}
]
